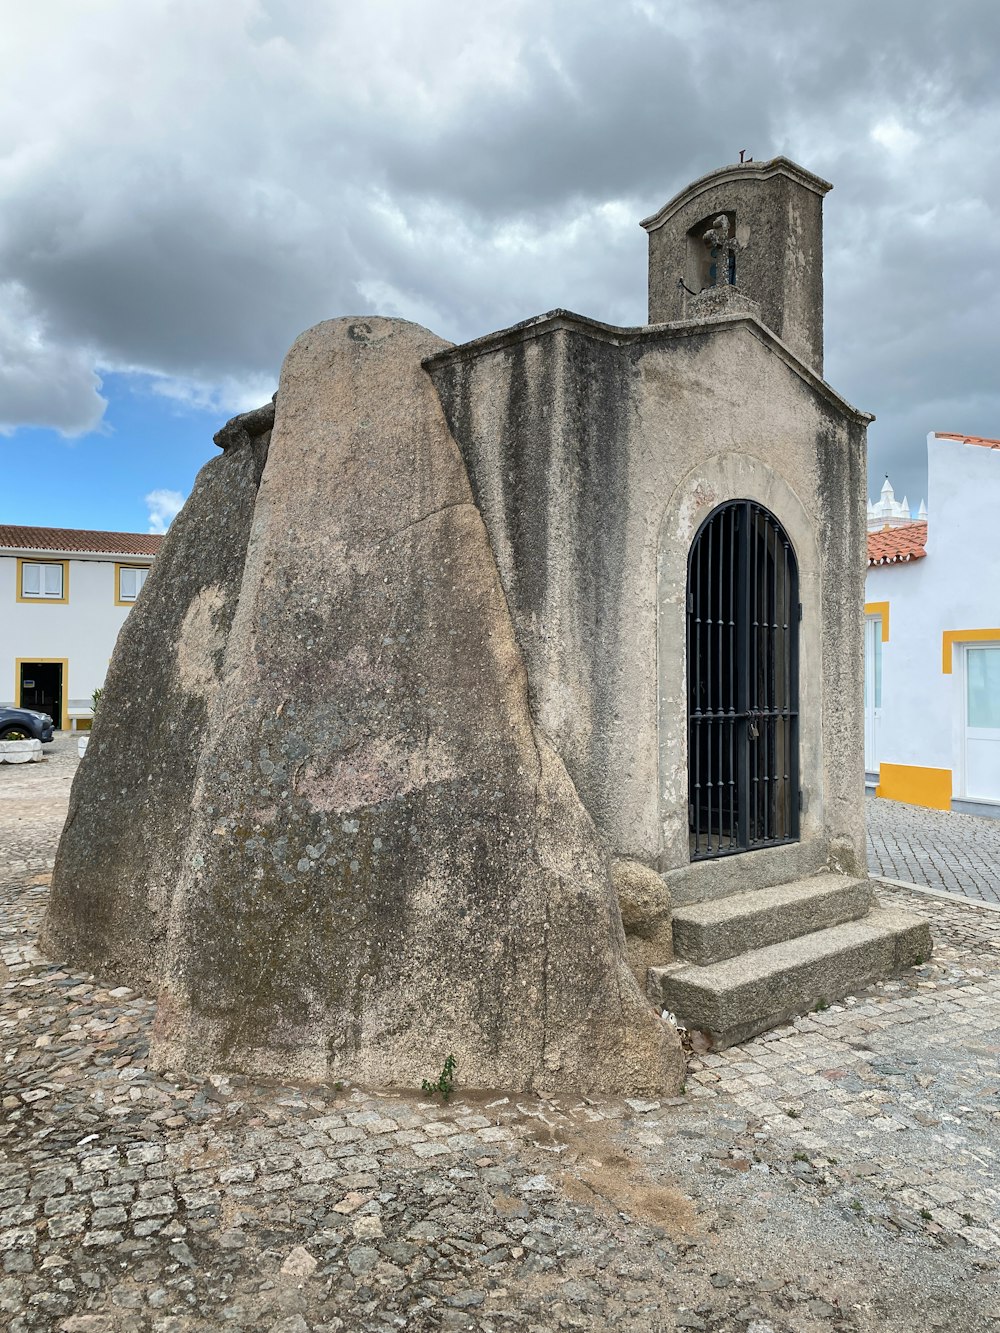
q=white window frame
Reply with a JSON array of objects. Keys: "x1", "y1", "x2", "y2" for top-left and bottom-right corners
[
  {"x1": 19, "y1": 560, "x2": 66, "y2": 600},
  {"x1": 863, "y1": 612, "x2": 883, "y2": 775},
  {"x1": 956, "y1": 641, "x2": 1000, "y2": 801},
  {"x1": 116, "y1": 564, "x2": 149, "y2": 604}
]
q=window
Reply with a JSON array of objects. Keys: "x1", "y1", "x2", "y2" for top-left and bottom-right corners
[
  {"x1": 967, "y1": 646, "x2": 1000, "y2": 730},
  {"x1": 116, "y1": 564, "x2": 149, "y2": 604},
  {"x1": 18, "y1": 559, "x2": 68, "y2": 602},
  {"x1": 864, "y1": 613, "x2": 884, "y2": 774}
]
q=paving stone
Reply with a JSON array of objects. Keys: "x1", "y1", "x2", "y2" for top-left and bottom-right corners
[
  {"x1": 868, "y1": 795, "x2": 1000, "y2": 907},
  {"x1": 1, "y1": 736, "x2": 998, "y2": 1331}
]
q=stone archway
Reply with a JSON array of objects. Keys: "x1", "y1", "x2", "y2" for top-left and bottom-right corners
[
  {"x1": 657, "y1": 452, "x2": 823, "y2": 882},
  {"x1": 686, "y1": 499, "x2": 800, "y2": 861}
]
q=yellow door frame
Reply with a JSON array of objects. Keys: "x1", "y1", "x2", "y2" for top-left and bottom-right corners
[{"x1": 14, "y1": 658, "x2": 70, "y2": 731}]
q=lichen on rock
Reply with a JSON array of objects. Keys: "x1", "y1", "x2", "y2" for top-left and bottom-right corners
[{"x1": 45, "y1": 316, "x2": 682, "y2": 1096}]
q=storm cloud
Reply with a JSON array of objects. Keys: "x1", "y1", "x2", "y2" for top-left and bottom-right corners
[{"x1": 2, "y1": 0, "x2": 999, "y2": 503}]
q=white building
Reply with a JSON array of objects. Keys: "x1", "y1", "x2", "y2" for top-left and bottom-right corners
[
  {"x1": 865, "y1": 432, "x2": 1000, "y2": 815},
  {"x1": 0, "y1": 526, "x2": 161, "y2": 730}
]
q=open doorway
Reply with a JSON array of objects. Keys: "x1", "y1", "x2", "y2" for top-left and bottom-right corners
[{"x1": 18, "y1": 660, "x2": 65, "y2": 730}]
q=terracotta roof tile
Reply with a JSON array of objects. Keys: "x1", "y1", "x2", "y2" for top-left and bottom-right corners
[
  {"x1": 934, "y1": 432, "x2": 1000, "y2": 450},
  {"x1": 0, "y1": 525, "x2": 163, "y2": 556},
  {"x1": 867, "y1": 521, "x2": 927, "y2": 566}
]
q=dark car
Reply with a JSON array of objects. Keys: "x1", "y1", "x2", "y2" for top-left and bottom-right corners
[{"x1": 0, "y1": 707, "x2": 55, "y2": 743}]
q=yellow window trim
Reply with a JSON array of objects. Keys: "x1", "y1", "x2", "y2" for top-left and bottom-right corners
[
  {"x1": 14, "y1": 657, "x2": 70, "y2": 731},
  {"x1": 864, "y1": 601, "x2": 890, "y2": 642},
  {"x1": 15, "y1": 557, "x2": 69, "y2": 604},
  {"x1": 941, "y1": 628, "x2": 1000, "y2": 674},
  {"x1": 115, "y1": 562, "x2": 151, "y2": 607}
]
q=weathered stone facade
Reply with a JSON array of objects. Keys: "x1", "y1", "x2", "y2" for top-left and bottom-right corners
[
  {"x1": 426, "y1": 307, "x2": 868, "y2": 893},
  {"x1": 44, "y1": 156, "x2": 929, "y2": 1075}
]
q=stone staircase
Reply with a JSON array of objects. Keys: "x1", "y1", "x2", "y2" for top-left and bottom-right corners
[{"x1": 647, "y1": 872, "x2": 931, "y2": 1049}]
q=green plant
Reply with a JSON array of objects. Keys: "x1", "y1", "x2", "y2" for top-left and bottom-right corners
[
  {"x1": 920, "y1": 1209, "x2": 932, "y2": 1221},
  {"x1": 422, "y1": 1054, "x2": 457, "y2": 1103},
  {"x1": 91, "y1": 687, "x2": 104, "y2": 714},
  {"x1": 850, "y1": 1199, "x2": 863, "y2": 1214},
  {"x1": 793, "y1": 1152, "x2": 809, "y2": 1162},
  {"x1": 814, "y1": 998, "x2": 828, "y2": 1012},
  {"x1": 785, "y1": 1108, "x2": 800, "y2": 1119}
]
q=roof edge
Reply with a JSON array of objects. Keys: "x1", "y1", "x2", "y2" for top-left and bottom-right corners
[
  {"x1": 931, "y1": 431, "x2": 1000, "y2": 450},
  {"x1": 640, "y1": 156, "x2": 833, "y2": 234},
  {"x1": 0, "y1": 524, "x2": 163, "y2": 558},
  {"x1": 0, "y1": 546, "x2": 158, "y2": 561},
  {"x1": 866, "y1": 520, "x2": 928, "y2": 567},
  {"x1": 867, "y1": 550, "x2": 928, "y2": 567},
  {"x1": 423, "y1": 307, "x2": 873, "y2": 426}
]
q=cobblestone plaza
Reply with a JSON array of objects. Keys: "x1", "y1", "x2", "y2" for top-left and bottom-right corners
[
  {"x1": 2, "y1": 742, "x2": 998, "y2": 1331},
  {"x1": 867, "y1": 796, "x2": 1000, "y2": 907}
]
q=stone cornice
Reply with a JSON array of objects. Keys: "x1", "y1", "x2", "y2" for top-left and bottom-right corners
[
  {"x1": 640, "y1": 156, "x2": 834, "y2": 234},
  {"x1": 422, "y1": 308, "x2": 873, "y2": 425}
]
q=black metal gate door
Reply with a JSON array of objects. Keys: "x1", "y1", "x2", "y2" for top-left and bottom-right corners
[{"x1": 687, "y1": 500, "x2": 799, "y2": 860}]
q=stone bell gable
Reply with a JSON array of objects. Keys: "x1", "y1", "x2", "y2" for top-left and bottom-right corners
[{"x1": 641, "y1": 156, "x2": 831, "y2": 374}]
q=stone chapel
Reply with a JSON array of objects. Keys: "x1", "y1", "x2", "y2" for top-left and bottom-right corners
[{"x1": 43, "y1": 157, "x2": 930, "y2": 1093}]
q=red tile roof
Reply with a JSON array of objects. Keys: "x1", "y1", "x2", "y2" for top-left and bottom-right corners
[
  {"x1": 867, "y1": 521, "x2": 927, "y2": 566},
  {"x1": 934, "y1": 432, "x2": 1000, "y2": 450},
  {"x1": 0, "y1": 525, "x2": 163, "y2": 556}
]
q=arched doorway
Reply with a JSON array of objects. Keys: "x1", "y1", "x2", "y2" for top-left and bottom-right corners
[{"x1": 687, "y1": 500, "x2": 799, "y2": 860}]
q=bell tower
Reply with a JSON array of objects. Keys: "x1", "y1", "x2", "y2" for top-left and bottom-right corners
[{"x1": 641, "y1": 156, "x2": 832, "y2": 375}]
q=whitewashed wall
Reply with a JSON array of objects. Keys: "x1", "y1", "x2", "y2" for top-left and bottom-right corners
[
  {"x1": 866, "y1": 432, "x2": 1000, "y2": 806},
  {"x1": 0, "y1": 555, "x2": 148, "y2": 724}
]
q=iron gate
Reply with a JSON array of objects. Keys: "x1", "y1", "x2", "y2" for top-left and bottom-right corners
[{"x1": 687, "y1": 500, "x2": 799, "y2": 860}]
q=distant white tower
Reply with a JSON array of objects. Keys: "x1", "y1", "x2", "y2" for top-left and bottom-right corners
[{"x1": 867, "y1": 475, "x2": 927, "y2": 531}]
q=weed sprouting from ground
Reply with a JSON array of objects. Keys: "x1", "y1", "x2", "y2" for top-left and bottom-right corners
[{"x1": 422, "y1": 1054, "x2": 457, "y2": 1103}]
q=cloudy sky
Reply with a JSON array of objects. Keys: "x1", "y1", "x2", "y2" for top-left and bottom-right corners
[{"x1": 2, "y1": 0, "x2": 998, "y2": 532}]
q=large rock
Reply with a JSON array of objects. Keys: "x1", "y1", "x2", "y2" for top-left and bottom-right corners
[
  {"x1": 612, "y1": 858, "x2": 674, "y2": 989},
  {"x1": 42, "y1": 418, "x2": 272, "y2": 986},
  {"x1": 49, "y1": 315, "x2": 680, "y2": 1095}
]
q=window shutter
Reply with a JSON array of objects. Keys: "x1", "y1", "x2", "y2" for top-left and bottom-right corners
[
  {"x1": 22, "y1": 563, "x2": 41, "y2": 595},
  {"x1": 43, "y1": 564, "x2": 63, "y2": 597},
  {"x1": 120, "y1": 567, "x2": 137, "y2": 599},
  {"x1": 137, "y1": 567, "x2": 148, "y2": 593}
]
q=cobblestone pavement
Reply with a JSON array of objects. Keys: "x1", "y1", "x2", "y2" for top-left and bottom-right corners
[
  {"x1": 867, "y1": 795, "x2": 1000, "y2": 907},
  {"x1": 2, "y1": 746, "x2": 999, "y2": 1331}
]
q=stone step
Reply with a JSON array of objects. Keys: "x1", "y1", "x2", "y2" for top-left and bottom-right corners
[
  {"x1": 671, "y1": 873, "x2": 872, "y2": 966},
  {"x1": 648, "y1": 906, "x2": 932, "y2": 1050}
]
